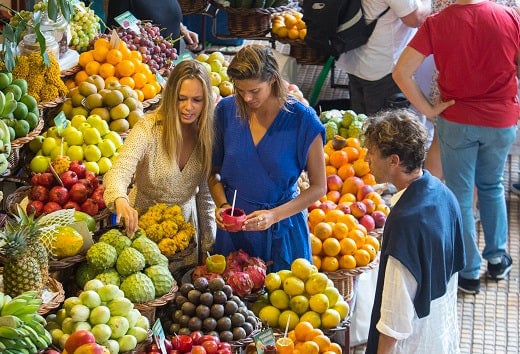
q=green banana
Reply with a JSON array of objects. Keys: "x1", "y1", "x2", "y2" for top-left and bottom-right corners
[
  {"x1": 17, "y1": 313, "x2": 47, "y2": 327},
  {"x1": 0, "y1": 298, "x2": 28, "y2": 316},
  {"x1": 21, "y1": 336, "x2": 37, "y2": 353},
  {"x1": 0, "y1": 315, "x2": 23, "y2": 328},
  {"x1": 20, "y1": 326, "x2": 40, "y2": 350},
  {"x1": 12, "y1": 291, "x2": 38, "y2": 302},
  {"x1": 1, "y1": 92, "x2": 17, "y2": 117},
  {"x1": 10, "y1": 304, "x2": 41, "y2": 317},
  {"x1": 0, "y1": 337, "x2": 18, "y2": 348},
  {"x1": 0, "y1": 326, "x2": 22, "y2": 339},
  {"x1": 0, "y1": 340, "x2": 5, "y2": 350},
  {"x1": 0, "y1": 90, "x2": 6, "y2": 116}
]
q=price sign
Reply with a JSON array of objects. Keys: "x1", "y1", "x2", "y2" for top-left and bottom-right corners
[
  {"x1": 114, "y1": 11, "x2": 140, "y2": 34},
  {"x1": 152, "y1": 318, "x2": 167, "y2": 354},
  {"x1": 253, "y1": 328, "x2": 276, "y2": 354},
  {"x1": 54, "y1": 111, "x2": 68, "y2": 135}
]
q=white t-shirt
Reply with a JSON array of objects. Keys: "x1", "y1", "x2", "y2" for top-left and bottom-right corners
[{"x1": 336, "y1": 0, "x2": 419, "y2": 81}]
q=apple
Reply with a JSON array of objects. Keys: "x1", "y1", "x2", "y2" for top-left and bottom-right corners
[
  {"x1": 359, "y1": 214, "x2": 375, "y2": 232},
  {"x1": 308, "y1": 200, "x2": 321, "y2": 211},
  {"x1": 326, "y1": 190, "x2": 341, "y2": 204},
  {"x1": 29, "y1": 155, "x2": 51, "y2": 173},
  {"x1": 361, "y1": 198, "x2": 376, "y2": 214},
  {"x1": 218, "y1": 81, "x2": 234, "y2": 97},
  {"x1": 30, "y1": 173, "x2": 42, "y2": 186},
  {"x1": 49, "y1": 185, "x2": 69, "y2": 206},
  {"x1": 371, "y1": 210, "x2": 387, "y2": 228},
  {"x1": 341, "y1": 176, "x2": 364, "y2": 195},
  {"x1": 218, "y1": 342, "x2": 232, "y2": 352},
  {"x1": 60, "y1": 170, "x2": 78, "y2": 189},
  {"x1": 44, "y1": 350, "x2": 60, "y2": 354},
  {"x1": 327, "y1": 174, "x2": 343, "y2": 191},
  {"x1": 73, "y1": 343, "x2": 105, "y2": 354},
  {"x1": 64, "y1": 329, "x2": 96, "y2": 354},
  {"x1": 70, "y1": 160, "x2": 87, "y2": 179},
  {"x1": 357, "y1": 184, "x2": 374, "y2": 201},
  {"x1": 350, "y1": 201, "x2": 367, "y2": 218},
  {"x1": 199, "y1": 335, "x2": 219, "y2": 345},
  {"x1": 336, "y1": 202, "x2": 351, "y2": 214}
]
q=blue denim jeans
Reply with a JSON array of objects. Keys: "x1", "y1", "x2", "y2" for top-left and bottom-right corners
[{"x1": 437, "y1": 118, "x2": 517, "y2": 279}]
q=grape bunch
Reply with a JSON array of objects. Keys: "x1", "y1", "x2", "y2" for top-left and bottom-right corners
[
  {"x1": 69, "y1": 2, "x2": 102, "y2": 52},
  {"x1": 96, "y1": 21, "x2": 178, "y2": 76},
  {"x1": 8, "y1": 10, "x2": 33, "y2": 29}
]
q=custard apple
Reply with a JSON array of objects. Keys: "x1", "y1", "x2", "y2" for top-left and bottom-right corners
[
  {"x1": 116, "y1": 248, "x2": 146, "y2": 276},
  {"x1": 151, "y1": 253, "x2": 169, "y2": 267},
  {"x1": 76, "y1": 262, "x2": 101, "y2": 289},
  {"x1": 120, "y1": 273, "x2": 156, "y2": 303},
  {"x1": 99, "y1": 229, "x2": 132, "y2": 254},
  {"x1": 144, "y1": 265, "x2": 174, "y2": 296},
  {"x1": 95, "y1": 268, "x2": 121, "y2": 286},
  {"x1": 86, "y1": 242, "x2": 118, "y2": 271},
  {"x1": 131, "y1": 236, "x2": 162, "y2": 266}
]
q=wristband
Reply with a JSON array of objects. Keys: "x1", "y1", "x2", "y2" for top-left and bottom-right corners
[{"x1": 219, "y1": 202, "x2": 230, "y2": 209}]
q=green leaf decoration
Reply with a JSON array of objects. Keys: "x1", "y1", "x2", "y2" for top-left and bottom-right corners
[{"x1": 48, "y1": 0, "x2": 59, "y2": 22}]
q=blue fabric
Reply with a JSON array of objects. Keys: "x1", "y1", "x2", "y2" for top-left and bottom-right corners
[
  {"x1": 366, "y1": 170, "x2": 465, "y2": 353},
  {"x1": 437, "y1": 118, "x2": 517, "y2": 279},
  {"x1": 212, "y1": 96, "x2": 325, "y2": 272}
]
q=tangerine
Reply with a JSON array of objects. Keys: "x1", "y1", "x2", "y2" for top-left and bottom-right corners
[
  {"x1": 288, "y1": 28, "x2": 300, "y2": 40},
  {"x1": 313, "y1": 222, "x2": 333, "y2": 241},
  {"x1": 299, "y1": 28, "x2": 307, "y2": 40},
  {"x1": 324, "y1": 152, "x2": 329, "y2": 165},
  {"x1": 92, "y1": 46, "x2": 109, "y2": 62},
  {"x1": 338, "y1": 193, "x2": 356, "y2": 205},
  {"x1": 93, "y1": 37, "x2": 110, "y2": 50},
  {"x1": 304, "y1": 328, "x2": 323, "y2": 342},
  {"x1": 134, "y1": 89, "x2": 145, "y2": 102},
  {"x1": 322, "y1": 238, "x2": 341, "y2": 257},
  {"x1": 78, "y1": 50, "x2": 94, "y2": 67},
  {"x1": 332, "y1": 222, "x2": 349, "y2": 240},
  {"x1": 119, "y1": 76, "x2": 135, "y2": 89},
  {"x1": 337, "y1": 163, "x2": 355, "y2": 180},
  {"x1": 362, "y1": 243, "x2": 377, "y2": 261},
  {"x1": 338, "y1": 254, "x2": 356, "y2": 269},
  {"x1": 337, "y1": 213, "x2": 358, "y2": 231},
  {"x1": 294, "y1": 322, "x2": 314, "y2": 342},
  {"x1": 324, "y1": 208, "x2": 343, "y2": 223},
  {"x1": 324, "y1": 343, "x2": 343, "y2": 354},
  {"x1": 320, "y1": 256, "x2": 339, "y2": 272},
  {"x1": 308, "y1": 208, "x2": 326, "y2": 227},
  {"x1": 353, "y1": 159, "x2": 370, "y2": 177},
  {"x1": 362, "y1": 173, "x2": 377, "y2": 185},
  {"x1": 116, "y1": 59, "x2": 136, "y2": 77},
  {"x1": 346, "y1": 137, "x2": 361, "y2": 149},
  {"x1": 354, "y1": 249, "x2": 371, "y2": 266},
  {"x1": 325, "y1": 165, "x2": 337, "y2": 176},
  {"x1": 313, "y1": 334, "x2": 331, "y2": 352},
  {"x1": 106, "y1": 48, "x2": 123, "y2": 65},
  {"x1": 132, "y1": 72, "x2": 148, "y2": 89},
  {"x1": 300, "y1": 341, "x2": 320, "y2": 354},
  {"x1": 311, "y1": 255, "x2": 322, "y2": 270},
  {"x1": 99, "y1": 63, "x2": 116, "y2": 79},
  {"x1": 310, "y1": 234, "x2": 322, "y2": 255},
  {"x1": 365, "y1": 235, "x2": 380, "y2": 252},
  {"x1": 329, "y1": 150, "x2": 349, "y2": 169},
  {"x1": 340, "y1": 237, "x2": 357, "y2": 255},
  {"x1": 341, "y1": 176, "x2": 364, "y2": 195},
  {"x1": 348, "y1": 229, "x2": 366, "y2": 248},
  {"x1": 74, "y1": 70, "x2": 89, "y2": 85},
  {"x1": 284, "y1": 13, "x2": 298, "y2": 27},
  {"x1": 141, "y1": 83, "x2": 158, "y2": 100},
  {"x1": 85, "y1": 60, "x2": 100, "y2": 75},
  {"x1": 342, "y1": 146, "x2": 360, "y2": 162},
  {"x1": 355, "y1": 223, "x2": 368, "y2": 236}
]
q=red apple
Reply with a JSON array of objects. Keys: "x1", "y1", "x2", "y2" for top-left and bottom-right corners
[
  {"x1": 357, "y1": 184, "x2": 374, "y2": 201},
  {"x1": 81, "y1": 198, "x2": 99, "y2": 216},
  {"x1": 49, "y1": 186, "x2": 69, "y2": 206},
  {"x1": 64, "y1": 329, "x2": 96, "y2": 354},
  {"x1": 327, "y1": 174, "x2": 343, "y2": 192},
  {"x1": 361, "y1": 198, "x2": 376, "y2": 214},
  {"x1": 336, "y1": 202, "x2": 351, "y2": 215},
  {"x1": 85, "y1": 170, "x2": 99, "y2": 190},
  {"x1": 60, "y1": 170, "x2": 78, "y2": 189},
  {"x1": 29, "y1": 185, "x2": 49, "y2": 203},
  {"x1": 371, "y1": 210, "x2": 387, "y2": 228},
  {"x1": 359, "y1": 214, "x2": 375, "y2": 232},
  {"x1": 146, "y1": 344, "x2": 160, "y2": 352},
  {"x1": 350, "y1": 201, "x2": 367, "y2": 218},
  {"x1": 69, "y1": 183, "x2": 89, "y2": 204},
  {"x1": 43, "y1": 201, "x2": 62, "y2": 214},
  {"x1": 319, "y1": 200, "x2": 337, "y2": 213},
  {"x1": 69, "y1": 160, "x2": 87, "y2": 179},
  {"x1": 73, "y1": 342, "x2": 104, "y2": 354},
  {"x1": 26, "y1": 200, "x2": 45, "y2": 217}
]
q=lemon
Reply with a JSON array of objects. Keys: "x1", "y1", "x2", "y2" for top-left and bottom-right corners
[
  {"x1": 283, "y1": 276, "x2": 305, "y2": 296},
  {"x1": 320, "y1": 308, "x2": 341, "y2": 329},
  {"x1": 259, "y1": 305, "x2": 280, "y2": 328},
  {"x1": 309, "y1": 293, "x2": 329, "y2": 314},
  {"x1": 305, "y1": 272, "x2": 329, "y2": 295},
  {"x1": 269, "y1": 289, "x2": 290, "y2": 310},
  {"x1": 278, "y1": 310, "x2": 299, "y2": 331},
  {"x1": 299, "y1": 311, "x2": 321, "y2": 328},
  {"x1": 291, "y1": 258, "x2": 315, "y2": 280},
  {"x1": 264, "y1": 272, "x2": 282, "y2": 292},
  {"x1": 289, "y1": 295, "x2": 309, "y2": 315},
  {"x1": 333, "y1": 300, "x2": 350, "y2": 320}
]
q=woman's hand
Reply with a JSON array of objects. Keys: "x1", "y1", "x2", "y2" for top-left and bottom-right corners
[
  {"x1": 115, "y1": 198, "x2": 139, "y2": 236},
  {"x1": 215, "y1": 206, "x2": 227, "y2": 230},
  {"x1": 182, "y1": 28, "x2": 199, "y2": 51},
  {"x1": 243, "y1": 210, "x2": 275, "y2": 231}
]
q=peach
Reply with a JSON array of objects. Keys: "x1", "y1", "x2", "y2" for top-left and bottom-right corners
[
  {"x1": 327, "y1": 174, "x2": 343, "y2": 192},
  {"x1": 341, "y1": 176, "x2": 364, "y2": 196},
  {"x1": 350, "y1": 201, "x2": 367, "y2": 219},
  {"x1": 356, "y1": 184, "x2": 374, "y2": 201}
]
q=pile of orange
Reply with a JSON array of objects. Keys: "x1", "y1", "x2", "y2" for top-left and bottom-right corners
[
  {"x1": 308, "y1": 208, "x2": 380, "y2": 271},
  {"x1": 283, "y1": 321, "x2": 343, "y2": 354},
  {"x1": 72, "y1": 38, "x2": 162, "y2": 101},
  {"x1": 271, "y1": 11, "x2": 307, "y2": 41}
]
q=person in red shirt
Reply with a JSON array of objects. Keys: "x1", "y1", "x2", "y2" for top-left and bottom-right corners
[{"x1": 393, "y1": 0, "x2": 520, "y2": 295}]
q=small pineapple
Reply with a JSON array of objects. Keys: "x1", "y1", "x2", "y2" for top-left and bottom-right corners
[
  {"x1": 51, "y1": 155, "x2": 71, "y2": 175},
  {"x1": 0, "y1": 213, "x2": 44, "y2": 297}
]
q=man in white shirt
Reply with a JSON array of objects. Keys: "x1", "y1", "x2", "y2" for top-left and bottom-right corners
[
  {"x1": 362, "y1": 111, "x2": 465, "y2": 353},
  {"x1": 336, "y1": 0, "x2": 431, "y2": 114}
]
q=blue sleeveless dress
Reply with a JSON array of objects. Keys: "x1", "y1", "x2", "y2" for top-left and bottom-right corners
[{"x1": 212, "y1": 96, "x2": 325, "y2": 272}]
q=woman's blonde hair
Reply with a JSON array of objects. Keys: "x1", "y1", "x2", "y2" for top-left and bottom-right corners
[
  {"x1": 156, "y1": 60, "x2": 214, "y2": 177},
  {"x1": 227, "y1": 44, "x2": 289, "y2": 119}
]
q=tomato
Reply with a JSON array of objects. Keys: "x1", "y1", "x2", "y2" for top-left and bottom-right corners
[
  {"x1": 199, "y1": 335, "x2": 220, "y2": 345},
  {"x1": 177, "y1": 335, "x2": 193, "y2": 353},
  {"x1": 190, "y1": 345, "x2": 207, "y2": 354},
  {"x1": 190, "y1": 330, "x2": 203, "y2": 345},
  {"x1": 201, "y1": 340, "x2": 219, "y2": 354}
]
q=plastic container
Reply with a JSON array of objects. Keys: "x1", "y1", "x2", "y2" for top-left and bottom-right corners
[
  {"x1": 18, "y1": 33, "x2": 59, "y2": 60},
  {"x1": 38, "y1": 12, "x2": 70, "y2": 58}
]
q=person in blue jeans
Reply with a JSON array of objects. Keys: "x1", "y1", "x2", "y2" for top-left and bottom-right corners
[{"x1": 393, "y1": 0, "x2": 519, "y2": 294}]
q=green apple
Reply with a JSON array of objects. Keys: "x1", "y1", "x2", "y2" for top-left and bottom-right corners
[
  {"x1": 219, "y1": 67, "x2": 229, "y2": 82},
  {"x1": 50, "y1": 143, "x2": 69, "y2": 160},
  {"x1": 201, "y1": 62, "x2": 212, "y2": 74},
  {"x1": 47, "y1": 126, "x2": 61, "y2": 138},
  {"x1": 29, "y1": 155, "x2": 50, "y2": 173},
  {"x1": 209, "y1": 59, "x2": 223, "y2": 73},
  {"x1": 98, "y1": 156, "x2": 113, "y2": 174},
  {"x1": 98, "y1": 139, "x2": 116, "y2": 157},
  {"x1": 103, "y1": 131, "x2": 123, "y2": 149},
  {"x1": 219, "y1": 81, "x2": 234, "y2": 97},
  {"x1": 196, "y1": 53, "x2": 210, "y2": 62},
  {"x1": 62, "y1": 126, "x2": 83, "y2": 145},
  {"x1": 67, "y1": 145, "x2": 84, "y2": 161},
  {"x1": 71, "y1": 114, "x2": 87, "y2": 128},
  {"x1": 89, "y1": 118, "x2": 110, "y2": 136},
  {"x1": 84, "y1": 161, "x2": 99, "y2": 174},
  {"x1": 41, "y1": 136, "x2": 58, "y2": 156},
  {"x1": 209, "y1": 72, "x2": 222, "y2": 86},
  {"x1": 84, "y1": 144, "x2": 102, "y2": 162},
  {"x1": 83, "y1": 127, "x2": 102, "y2": 145},
  {"x1": 209, "y1": 51, "x2": 226, "y2": 65}
]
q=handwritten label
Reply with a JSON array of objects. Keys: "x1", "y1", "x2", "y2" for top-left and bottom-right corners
[
  {"x1": 53, "y1": 111, "x2": 67, "y2": 135},
  {"x1": 114, "y1": 11, "x2": 140, "y2": 34},
  {"x1": 253, "y1": 328, "x2": 276, "y2": 354},
  {"x1": 152, "y1": 318, "x2": 167, "y2": 354}
]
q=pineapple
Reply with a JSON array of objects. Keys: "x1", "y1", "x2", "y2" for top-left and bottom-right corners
[{"x1": 0, "y1": 215, "x2": 44, "y2": 297}]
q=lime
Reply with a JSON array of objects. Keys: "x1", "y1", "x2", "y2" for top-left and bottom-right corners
[
  {"x1": 28, "y1": 135, "x2": 44, "y2": 153},
  {"x1": 13, "y1": 102, "x2": 28, "y2": 120},
  {"x1": 5, "y1": 84, "x2": 22, "y2": 101},
  {"x1": 20, "y1": 94, "x2": 38, "y2": 112},
  {"x1": 7, "y1": 126, "x2": 15, "y2": 141},
  {"x1": 0, "y1": 72, "x2": 11, "y2": 90},
  {"x1": 13, "y1": 120, "x2": 30, "y2": 138},
  {"x1": 12, "y1": 78, "x2": 28, "y2": 95},
  {"x1": 25, "y1": 112, "x2": 39, "y2": 130}
]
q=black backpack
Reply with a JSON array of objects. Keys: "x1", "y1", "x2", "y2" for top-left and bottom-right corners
[{"x1": 302, "y1": 0, "x2": 390, "y2": 58}]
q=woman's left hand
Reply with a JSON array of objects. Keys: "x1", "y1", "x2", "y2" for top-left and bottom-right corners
[{"x1": 243, "y1": 210, "x2": 274, "y2": 231}]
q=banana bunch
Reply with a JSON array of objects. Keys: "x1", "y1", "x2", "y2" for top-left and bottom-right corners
[
  {"x1": 0, "y1": 91, "x2": 18, "y2": 119},
  {"x1": 0, "y1": 119, "x2": 11, "y2": 175},
  {"x1": 0, "y1": 291, "x2": 52, "y2": 353}
]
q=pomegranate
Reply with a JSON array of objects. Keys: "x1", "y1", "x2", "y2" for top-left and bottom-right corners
[
  {"x1": 38, "y1": 172, "x2": 56, "y2": 189},
  {"x1": 77, "y1": 178, "x2": 93, "y2": 196},
  {"x1": 91, "y1": 191, "x2": 106, "y2": 210},
  {"x1": 26, "y1": 200, "x2": 44, "y2": 217},
  {"x1": 60, "y1": 170, "x2": 78, "y2": 189},
  {"x1": 69, "y1": 160, "x2": 87, "y2": 179},
  {"x1": 63, "y1": 200, "x2": 81, "y2": 210},
  {"x1": 43, "y1": 201, "x2": 62, "y2": 214},
  {"x1": 29, "y1": 185, "x2": 49, "y2": 203},
  {"x1": 49, "y1": 186, "x2": 69, "y2": 206},
  {"x1": 69, "y1": 183, "x2": 89, "y2": 204},
  {"x1": 30, "y1": 173, "x2": 42, "y2": 186},
  {"x1": 85, "y1": 171, "x2": 99, "y2": 190},
  {"x1": 81, "y1": 198, "x2": 99, "y2": 216}
]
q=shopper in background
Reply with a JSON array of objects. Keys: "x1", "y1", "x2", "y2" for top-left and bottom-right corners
[
  {"x1": 106, "y1": 0, "x2": 199, "y2": 51},
  {"x1": 209, "y1": 44, "x2": 327, "y2": 272},
  {"x1": 335, "y1": 0, "x2": 431, "y2": 114},
  {"x1": 363, "y1": 110, "x2": 465, "y2": 354},
  {"x1": 103, "y1": 60, "x2": 216, "y2": 267},
  {"x1": 393, "y1": 0, "x2": 519, "y2": 295}
]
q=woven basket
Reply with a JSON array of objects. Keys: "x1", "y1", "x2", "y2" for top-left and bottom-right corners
[
  {"x1": 60, "y1": 64, "x2": 81, "y2": 78},
  {"x1": 49, "y1": 254, "x2": 87, "y2": 271},
  {"x1": 37, "y1": 96, "x2": 67, "y2": 110},
  {"x1": 210, "y1": 0, "x2": 297, "y2": 37},
  {"x1": 38, "y1": 277, "x2": 65, "y2": 315},
  {"x1": 133, "y1": 280, "x2": 179, "y2": 323},
  {"x1": 179, "y1": 0, "x2": 209, "y2": 14},
  {"x1": 142, "y1": 93, "x2": 162, "y2": 110},
  {"x1": 289, "y1": 42, "x2": 329, "y2": 65}
]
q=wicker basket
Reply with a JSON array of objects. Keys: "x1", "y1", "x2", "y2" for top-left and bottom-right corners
[
  {"x1": 133, "y1": 280, "x2": 179, "y2": 323},
  {"x1": 179, "y1": 0, "x2": 209, "y2": 14},
  {"x1": 5, "y1": 115, "x2": 45, "y2": 174},
  {"x1": 60, "y1": 64, "x2": 81, "y2": 78},
  {"x1": 37, "y1": 96, "x2": 67, "y2": 110},
  {"x1": 289, "y1": 42, "x2": 329, "y2": 65},
  {"x1": 142, "y1": 93, "x2": 162, "y2": 110},
  {"x1": 210, "y1": 0, "x2": 297, "y2": 37},
  {"x1": 38, "y1": 277, "x2": 66, "y2": 315}
]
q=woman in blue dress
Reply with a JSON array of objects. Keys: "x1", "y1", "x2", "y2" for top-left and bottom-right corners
[{"x1": 209, "y1": 45, "x2": 327, "y2": 272}]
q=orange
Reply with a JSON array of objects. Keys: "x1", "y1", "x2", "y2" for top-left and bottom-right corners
[
  {"x1": 85, "y1": 60, "x2": 100, "y2": 75},
  {"x1": 339, "y1": 254, "x2": 356, "y2": 269},
  {"x1": 365, "y1": 235, "x2": 380, "y2": 252},
  {"x1": 311, "y1": 255, "x2": 321, "y2": 270},
  {"x1": 310, "y1": 234, "x2": 322, "y2": 255},
  {"x1": 116, "y1": 59, "x2": 136, "y2": 77},
  {"x1": 362, "y1": 244, "x2": 377, "y2": 261},
  {"x1": 324, "y1": 152, "x2": 329, "y2": 165},
  {"x1": 118, "y1": 42, "x2": 132, "y2": 59},
  {"x1": 340, "y1": 237, "x2": 357, "y2": 255},
  {"x1": 129, "y1": 50, "x2": 143, "y2": 62},
  {"x1": 337, "y1": 163, "x2": 355, "y2": 181},
  {"x1": 284, "y1": 13, "x2": 298, "y2": 28},
  {"x1": 355, "y1": 223, "x2": 368, "y2": 236},
  {"x1": 92, "y1": 46, "x2": 109, "y2": 62},
  {"x1": 74, "y1": 70, "x2": 89, "y2": 85},
  {"x1": 322, "y1": 238, "x2": 341, "y2": 257},
  {"x1": 354, "y1": 249, "x2": 371, "y2": 266},
  {"x1": 104, "y1": 76, "x2": 119, "y2": 85},
  {"x1": 324, "y1": 343, "x2": 343, "y2": 354},
  {"x1": 288, "y1": 28, "x2": 300, "y2": 40},
  {"x1": 296, "y1": 20, "x2": 306, "y2": 30},
  {"x1": 312, "y1": 334, "x2": 331, "y2": 352},
  {"x1": 300, "y1": 341, "x2": 319, "y2": 354},
  {"x1": 277, "y1": 26, "x2": 288, "y2": 38},
  {"x1": 134, "y1": 89, "x2": 145, "y2": 102},
  {"x1": 320, "y1": 256, "x2": 339, "y2": 272},
  {"x1": 353, "y1": 159, "x2": 371, "y2": 177},
  {"x1": 294, "y1": 322, "x2": 314, "y2": 342},
  {"x1": 332, "y1": 222, "x2": 349, "y2": 240},
  {"x1": 287, "y1": 330, "x2": 296, "y2": 343},
  {"x1": 99, "y1": 63, "x2": 116, "y2": 79},
  {"x1": 348, "y1": 229, "x2": 366, "y2": 248},
  {"x1": 132, "y1": 72, "x2": 148, "y2": 89},
  {"x1": 324, "y1": 209, "x2": 343, "y2": 224},
  {"x1": 325, "y1": 165, "x2": 337, "y2": 177},
  {"x1": 150, "y1": 80, "x2": 162, "y2": 94},
  {"x1": 308, "y1": 208, "x2": 326, "y2": 227},
  {"x1": 141, "y1": 83, "x2": 158, "y2": 100},
  {"x1": 329, "y1": 150, "x2": 349, "y2": 169},
  {"x1": 346, "y1": 137, "x2": 361, "y2": 149},
  {"x1": 304, "y1": 328, "x2": 323, "y2": 342},
  {"x1": 93, "y1": 37, "x2": 110, "y2": 50},
  {"x1": 298, "y1": 28, "x2": 307, "y2": 40},
  {"x1": 342, "y1": 146, "x2": 360, "y2": 162},
  {"x1": 78, "y1": 50, "x2": 94, "y2": 68},
  {"x1": 106, "y1": 48, "x2": 123, "y2": 65},
  {"x1": 293, "y1": 11, "x2": 303, "y2": 19},
  {"x1": 337, "y1": 213, "x2": 358, "y2": 231},
  {"x1": 362, "y1": 173, "x2": 377, "y2": 185},
  {"x1": 119, "y1": 76, "x2": 135, "y2": 89},
  {"x1": 313, "y1": 222, "x2": 333, "y2": 241},
  {"x1": 276, "y1": 337, "x2": 294, "y2": 354}
]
